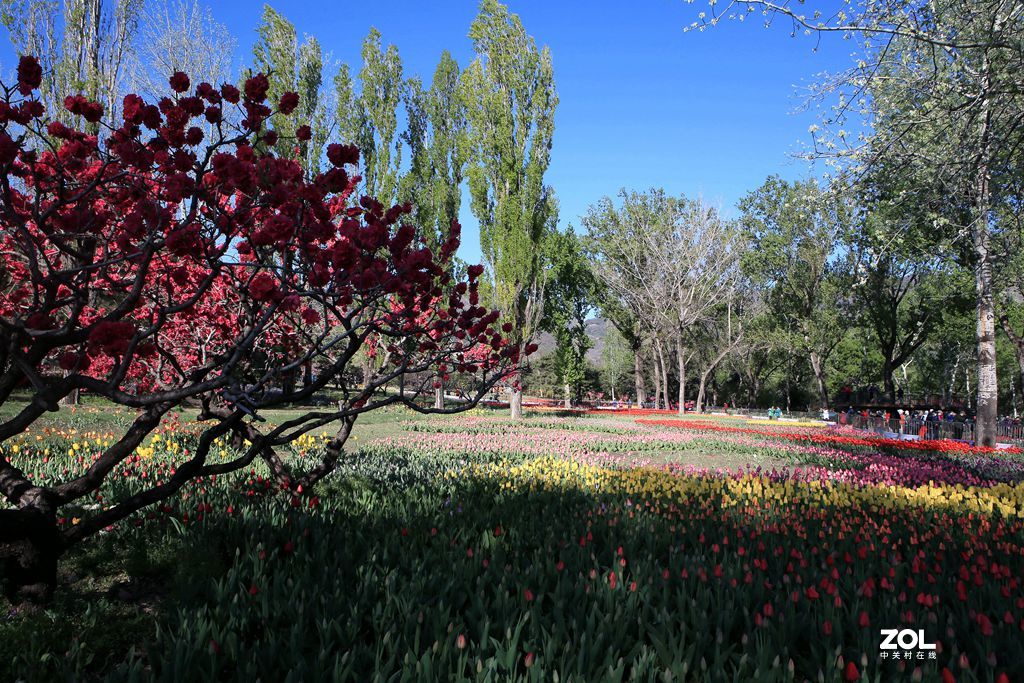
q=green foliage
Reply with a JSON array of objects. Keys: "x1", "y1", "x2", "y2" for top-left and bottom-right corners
[
  {"x1": 599, "y1": 324, "x2": 634, "y2": 398},
  {"x1": 400, "y1": 51, "x2": 467, "y2": 253},
  {"x1": 252, "y1": 5, "x2": 298, "y2": 155},
  {"x1": 251, "y1": 5, "x2": 328, "y2": 166},
  {"x1": 296, "y1": 36, "x2": 328, "y2": 171},
  {"x1": 542, "y1": 229, "x2": 596, "y2": 404},
  {"x1": 332, "y1": 27, "x2": 405, "y2": 204},
  {"x1": 739, "y1": 176, "x2": 854, "y2": 406},
  {"x1": 463, "y1": 0, "x2": 557, "y2": 342}
]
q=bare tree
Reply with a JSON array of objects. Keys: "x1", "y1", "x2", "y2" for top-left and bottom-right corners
[
  {"x1": 584, "y1": 190, "x2": 744, "y2": 414},
  {"x1": 127, "y1": 0, "x2": 235, "y2": 101}
]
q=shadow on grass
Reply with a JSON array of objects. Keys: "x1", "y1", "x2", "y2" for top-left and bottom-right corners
[{"x1": 3, "y1": 463, "x2": 1023, "y2": 682}]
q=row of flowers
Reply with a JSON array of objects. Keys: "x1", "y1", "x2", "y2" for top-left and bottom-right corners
[
  {"x1": 5, "y1": 411, "x2": 1024, "y2": 681},
  {"x1": 637, "y1": 418, "x2": 1024, "y2": 456}
]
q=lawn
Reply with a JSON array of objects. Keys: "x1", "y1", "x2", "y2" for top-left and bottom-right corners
[{"x1": 2, "y1": 407, "x2": 1023, "y2": 682}]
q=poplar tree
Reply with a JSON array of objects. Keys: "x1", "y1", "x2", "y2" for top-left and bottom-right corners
[
  {"x1": 463, "y1": 0, "x2": 558, "y2": 419},
  {"x1": 402, "y1": 51, "x2": 468, "y2": 408},
  {"x1": 334, "y1": 27, "x2": 404, "y2": 205},
  {"x1": 251, "y1": 5, "x2": 326, "y2": 167},
  {"x1": 696, "y1": 0, "x2": 1024, "y2": 445},
  {"x1": 401, "y1": 51, "x2": 466, "y2": 254}
]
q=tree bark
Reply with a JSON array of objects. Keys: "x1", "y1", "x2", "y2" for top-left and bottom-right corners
[
  {"x1": 973, "y1": 56, "x2": 998, "y2": 447},
  {"x1": 0, "y1": 507, "x2": 61, "y2": 602},
  {"x1": 696, "y1": 375, "x2": 708, "y2": 414},
  {"x1": 882, "y1": 355, "x2": 895, "y2": 400},
  {"x1": 510, "y1": 387, "x2": 523, "y2": 420},
  {"x1": 999, "y1": 313, "x2": 1024, "y2": 416},
  {"x1": 633, "y1": 342, "x2": 645, "y2": 408},
  {"x1": 676, "y1": 337, "x2": 687, "y2": 416},
  {"x1": 656, "y1": 341, "x2": 670, "y2": 411},
  {"x1": 651, "y1": 346, "x2": 661, "y2": 409},
  {"x1": 809, "y1": 350, "x2": 829, "y2": 410},
  {"x1": 434, "y1": 386, "x2": 444, "y2": 410}
]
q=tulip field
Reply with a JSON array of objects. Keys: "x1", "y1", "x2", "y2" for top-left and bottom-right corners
[{"x1": 3, "y1": 409, "x2": 1024, "y2": 682}]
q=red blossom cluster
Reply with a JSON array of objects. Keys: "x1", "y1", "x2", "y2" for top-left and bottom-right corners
[
  {"x1": 0, "y1": 56, "x2": 521, "y2": 580},
  {"x1": 0, "y1": 55, "x2": 516, "y2": 403},
  {"x1": 638, "y1": 420, "x2": 1022, "y2": 456}
]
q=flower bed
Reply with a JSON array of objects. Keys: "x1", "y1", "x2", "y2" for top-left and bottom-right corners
[{"x1": 3, "y1": 415, "x2": 1023, "y2": 682}]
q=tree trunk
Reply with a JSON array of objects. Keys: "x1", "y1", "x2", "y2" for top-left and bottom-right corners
[
  {"x1": 973, "y1": 212, "x2": 998, "y2": 447},
  {"x1": 676, "y1": 338, "x2": 687, "y2": 416},
  {"x1": 633, "y1": 343, "x2": 645, "y2": 408},
  {"x1": 998, "y1": 314, "x2": 1024, "y2": 417},
  {"x1": 749, "y1": 373, "x2": 762, "y2": 409},
  {"x1": 696, "y1": 374, "x2": 708, "y2": 414},
  {"x1": 362, "y1": 356, "x2": 373, "y2": 390},
  {"x1": 656, "y1": 341, "x2": 670, "y2": 412},
  {"x1": 0, "y1": 507, "x2": 61, "y2": 603},
  {"x1": 60, "y1": 369, "x2": 81, "y2": 405},
  {"x1": 651, "y1": 346, "x2": 661, "y2": 410},
  {"x1": 434, "y1": 386, "x2": 444, "y2": 410},
  {"x1": 563, "y1": 383, "x2": 571, "y2": 409},
  {"x1": 510, "y1": 387, "x2": 523, "y2": 420},
  {"x1": 809, "y1": 350, "x2": 829, "y2": 410},
  {"x1": 973, "y1": 53, "x2": 998, "y2": 447},
  {"x1": 882, "y1": 355, "x2": 895, "y2": 400}
]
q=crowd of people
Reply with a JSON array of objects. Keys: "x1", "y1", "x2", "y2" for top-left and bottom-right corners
[{"x1": 833, "y1": 406, "x2": 1024, "y2": 441}]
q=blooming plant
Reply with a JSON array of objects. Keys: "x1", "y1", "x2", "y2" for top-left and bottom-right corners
[
  {"x1": 0, "y1": 57, "x2": 519, "y2": 599},
  {"x1": 5, "y1": 413, "x2": 1024, "y2": 681}
]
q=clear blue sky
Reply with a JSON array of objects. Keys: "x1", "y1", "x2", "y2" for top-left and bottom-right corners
[{"x1": 2, "y1": 1, "x2": 856, "y2": 265}]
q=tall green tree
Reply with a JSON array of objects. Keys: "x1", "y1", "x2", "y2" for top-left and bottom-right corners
[
  {"x1": 400, "y1": 50, "x2": 466, "y2": 254},
  {"x1": 542, "y1": 229, "x2": 596, "y2": 408},
  {"x1": 251, "y1": 5, "x2": 325, "y2": 166},
  {"x1": 401, "y1": 51, "x2": 467, "y2": 407},
  {"x1": 296, "y1": 36, "x2": 328, "y2": 173},
  {"x1": 697, "y1": 0, "x2": 1024, "y2": 445},
  {"x1": 334, "y1": 27, "x2": 404, "y2": 205},
  {"x1": 252, "y1": 5, "x2": 297, "y2": 154},
  {"x1": 740, "y1": 177, "x2": 853, "y2": 410},
  {"x1": 850, "y1": 174, "x2": 973, "y2": 398},
  {"x1": 599, "y1": 324, "x2": 634, "y2": 402},
  {"x1": 462, "y1": 0, "x2": 558, "y2": 419}
]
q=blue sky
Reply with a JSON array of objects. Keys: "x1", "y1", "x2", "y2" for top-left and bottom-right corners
[{"x1": 2, "y1": 1, "x2": 856, "y2": 264}]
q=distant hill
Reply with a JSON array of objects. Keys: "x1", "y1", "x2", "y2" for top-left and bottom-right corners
[{"x1": 533, "y1": 317, "x2": 609, "y2": 365}]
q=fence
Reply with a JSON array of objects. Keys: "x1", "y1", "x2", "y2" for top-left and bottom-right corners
[{"x1": 841, "y1": 414, "x2": 1024, "y2": 445}]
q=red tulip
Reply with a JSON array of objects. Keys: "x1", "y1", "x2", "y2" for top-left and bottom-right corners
[{"x1": 843, "y1": 661, "x2": 859, "y2": 681}]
